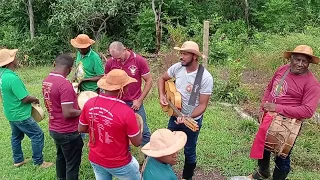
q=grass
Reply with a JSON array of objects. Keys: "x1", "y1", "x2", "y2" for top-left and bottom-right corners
[{"x1": 0, "y1": 66, "x2": 319, "y2": 180}]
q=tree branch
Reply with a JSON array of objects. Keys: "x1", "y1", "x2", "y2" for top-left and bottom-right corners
[{"x1": 151, "y1": 0, "x2": 157, "y2": 23}]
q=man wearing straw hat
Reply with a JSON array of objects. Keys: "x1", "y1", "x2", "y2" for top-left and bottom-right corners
[
  {"x1": 0, "y1": 48, "x2": 53, "y2": 168},
  {"x1": 248, "y1": 45, "x2": 320, "y2": 180},
  {"x1": 105, "y1": 41, "x2": 153, "y2": 147},
  {"x1": 78, "y1": 69, "x2": 142, "y2": 180},
  {"x1": 158, "y1": 41, "x2": 214, "y2": 180},
  {"x1": 70, "y1": 34, "x2": 104, "y2": 93},
  {"x1": 141, "y1": 128, "x2": 187, "y2": 180},
  {"x1": 42, "y1": 54, "x2": 83, "y2": 180}
]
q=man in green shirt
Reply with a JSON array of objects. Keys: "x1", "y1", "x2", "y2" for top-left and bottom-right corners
[
  {"x1": 70, "y1": 34, "x2": 104, "y2": 93},
  {"x1": 0, "y1": 48, "x2": 53, "y2": 168},
  {"x1": 141, "y1": 129, "x2": 187, "y2": 180}
]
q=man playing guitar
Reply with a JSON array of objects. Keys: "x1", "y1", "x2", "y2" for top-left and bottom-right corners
[{"x1": 158, "y1": 41, "x2": 214, "y2": 180}]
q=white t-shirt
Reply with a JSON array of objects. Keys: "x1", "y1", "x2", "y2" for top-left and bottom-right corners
[{"x1": 167, "y1": 62, "x2": 214, "y2": 119}]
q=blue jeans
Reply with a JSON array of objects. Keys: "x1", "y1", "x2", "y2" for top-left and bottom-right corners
[
  {"x1": 125, "y1": 102, "x2": 151, "y2": 146},
  {"x1": 9, "y1": 117, "x2": 44, "y2": 165},
  {"x1": 90, "y1": 156, "x2": 140, "y2": 180},
  {"x1": 167, "y1": 116, "x2": 203, "y2": 163}
]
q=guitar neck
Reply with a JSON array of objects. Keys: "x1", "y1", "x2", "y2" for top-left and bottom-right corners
[{"x1": 167, "y1": 100, "x2": 183, "y2": 117}]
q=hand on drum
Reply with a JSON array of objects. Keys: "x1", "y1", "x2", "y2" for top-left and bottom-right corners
[{"x1": 263, "y1": 102, "x2": 276, "y2": 112}]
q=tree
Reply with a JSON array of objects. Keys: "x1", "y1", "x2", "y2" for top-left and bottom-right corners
[
  {"x1": 26, "y1": 0, "x2": 35, "y2": 39},
  {"x1": 152, "y1": 0, "x2": 164, "y2": 54}
]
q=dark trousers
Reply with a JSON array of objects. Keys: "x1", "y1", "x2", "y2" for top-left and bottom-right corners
[{"x1": 50, "y1": 131, "x2": 84, "y2": 180}]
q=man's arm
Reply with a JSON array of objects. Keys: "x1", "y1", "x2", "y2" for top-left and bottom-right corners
[
  {"x1": 189, "y1": 94, "x2": 211, "y2": 118},
  {"x1": 158, "y1": 72, "x2": 172, "y2": 106},
  {"x1": 22, "y1": 96, "x2": 39, "y2": 104},
  {"x1": 138, "y1": 74, "x2": 152, "y2": 102},
  {"x1": 78, "y1": 124, "x2": 89, "y2": 133},
  {"x1": 275, "y1": 85, "x2": 320, "y2": 119},
  {"x1": 80, "y1": 75, "x2": 103, "y2": 82},
  {"x1": 61, "y1": 103, "x2": 81, "y2": 118}
]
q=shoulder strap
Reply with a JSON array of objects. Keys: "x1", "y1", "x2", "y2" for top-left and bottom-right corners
[
  {"x1": 275, "y1": 68, "x2": 290, "y2": 97},
  {"x1": 188, "y1": 64, "x2": 204, "y2": 106}
]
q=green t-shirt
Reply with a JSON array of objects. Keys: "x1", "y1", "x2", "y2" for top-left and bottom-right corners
[
  {"x1": 75, "y1": 49, "x2": 104, "y2": 92},
  {"x1": 142, "y1": 157, "x2": 178, "y2": 180},
  {"x1": 0, "y1": 68, "x2": 31, "y2": 121}
]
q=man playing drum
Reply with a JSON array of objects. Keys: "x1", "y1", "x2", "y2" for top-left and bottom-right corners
[
  {"x1": 248, "y1": 45, "x2": 320, "y2": 180},
  {"x1": 158, "y1": 41, "x2": 214, "y2": 180},
  {"x1": 78, "y1": 69, "x2": 142, "y2": 180}
]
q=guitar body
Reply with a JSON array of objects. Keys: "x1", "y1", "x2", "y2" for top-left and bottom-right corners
[
  {"x1": 162, "y1": 80, "x2": 182, "y2": 117},
  {"x1": 162, "y1": 80, "x2": 199, "y2": 132}
]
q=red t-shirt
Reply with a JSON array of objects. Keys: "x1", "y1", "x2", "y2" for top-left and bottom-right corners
[
  {"x1": 262, "y1": 64, "x2": 320, "y2": 119},
  {"x1": 104, "y1": 50, "x2": 150, "y2": 101},
  {"x1": 79, "y1": 94, "x2": 140, "y2": 168},
  {"x1": 42, "y1": 72, "x2": 79, "y2": 133}
]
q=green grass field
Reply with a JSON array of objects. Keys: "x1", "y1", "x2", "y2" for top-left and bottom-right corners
[{"x1": 0, "y1": 66, "x2": 319, "y2": 180}]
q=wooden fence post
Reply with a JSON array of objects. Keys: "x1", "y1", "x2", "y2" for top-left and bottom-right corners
[{"x1": 203, "y1": 20, "x2": 209, "y2": 68}]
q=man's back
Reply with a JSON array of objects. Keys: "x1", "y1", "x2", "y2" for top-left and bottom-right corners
[
  {"x1": 79, "y1": 94, "x2": 140, "y2": 168},
  {"x1": 42, "y1": 72, "x2": 79, "y2": 133}
]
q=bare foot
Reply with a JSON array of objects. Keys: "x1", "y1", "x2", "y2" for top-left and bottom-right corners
[
  {"x1": 13, "y1": 159, "x2": 30, "y2": 167},
  {"x1": 39, "y1": 161, "x2": 54, "y2": 168}
]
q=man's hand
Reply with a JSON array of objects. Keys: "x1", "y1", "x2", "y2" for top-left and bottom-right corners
[
  {"x1": 132, "y1": 99, "x2": 142, "y2": 111},
  {"x1": 263, "y1": 102, "x2": 276, "y2": 112},
  {"x1": 175, "y1": 116, "x2": 185, "y2": 125},
  {"x1": 34, "y1": 98, "x2": 40, "y2": 104},
  {"x1": 159, "y1": 95, "x2": 168, "y2": 106}
]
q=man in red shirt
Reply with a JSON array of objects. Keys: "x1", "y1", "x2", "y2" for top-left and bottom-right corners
[
  {"x1": 42, "y1": 54, "x2": 83, "y2": 180},
  {"x1": 105, "y1": 41, "x2": 152, "y2": 146},
  {"x1": 78, "y1": 69, "x2": 142, "y2": 180},
  {"x1": 248, "y1": 45, "x2": 320, "y2": 180}
]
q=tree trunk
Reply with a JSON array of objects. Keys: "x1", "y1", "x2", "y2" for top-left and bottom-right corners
[
  {"x1": 27, "y1": 0, "x2": 35, "y2": 39},
  {"x1": 152, "y1": 0, "x2": 163, "y2": 54},
  {"x1": 244, "y1": 0, "x2": 250, "y2": 30}
]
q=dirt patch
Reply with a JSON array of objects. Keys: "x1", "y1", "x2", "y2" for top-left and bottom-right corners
[{"x1": 174, "y1": 168, "x2": 226, "y2": 180}]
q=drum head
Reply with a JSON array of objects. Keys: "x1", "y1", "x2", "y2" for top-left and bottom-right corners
[
  {"x1": 135, "y1": 113, "x2": 144, "y2": 133},
  {"x1": 31, "y1": 103, "x2": 45, "y2": 122},
  {"x1": 77, "y1": 91, "x2": 98, "y2": 110}
]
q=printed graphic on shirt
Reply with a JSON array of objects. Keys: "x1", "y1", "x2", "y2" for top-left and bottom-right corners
[
  {"x1": 75, "y1": 62, "x2": 85, "y2": 82},
  {"x1": 271, "y1": 78, "x2": 288, "y2": 97},
  {"x1": 186, "y1": 84, "x2": 193, "y2": 93},
  {"x1": 42, "y1": 82, "x2": 54, "y2": 120},
  {"x1": 89, "y1": 106, "x2": 114, "y2": 144},
  {"x1": 128, "y1": 65, "x2": 137, "y2": 76}
]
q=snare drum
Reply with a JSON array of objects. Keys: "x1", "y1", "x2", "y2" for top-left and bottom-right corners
[
  {"x1": 31, "y1": 103, "x2": 45, "y2": 122},
  {"x1": 265, "y1": 113, "x2": 302, "y2": 159},
  {"x1": 77, "y1": 91, "x2": 98, "y2": 110}
]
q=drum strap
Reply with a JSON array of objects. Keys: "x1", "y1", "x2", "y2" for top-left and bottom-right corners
[{"x1": 275, "y1": 68, "x2": 290, "y2": 97}]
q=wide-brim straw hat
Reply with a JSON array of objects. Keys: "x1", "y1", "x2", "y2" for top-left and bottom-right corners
[
  {"x1": 283, "y1": 45, "x2": 319, "y2": 64},
  {"x1": 174, "y1": 41, "x2": 205, "y2": 58},
  {"x1": 141, "y1": 129, "x2": 187, "y2": 157},
  {"x1": 31, "y1": 103, "x2": 45, "y2": 122},
  {"x1": 0, "y1": 49, "x2": 18, "y2": 67},
  {"x1": 77, "y1": 91, "x2": 98, "y2": 110},
  {"x1": 70, "y1": 34, "x2": 95, "y2": 49},
  {"x1": 97, "y1": 69, "x2": 137, "y2": 91}
]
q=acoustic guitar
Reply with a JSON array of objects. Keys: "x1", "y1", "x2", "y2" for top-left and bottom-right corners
[{"x1": 162, "y1": 80, "x2": 199, "y2": 132}]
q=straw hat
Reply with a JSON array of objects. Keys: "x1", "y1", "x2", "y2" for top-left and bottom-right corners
[
  {"x1": 77, "y1": 91, "x2": 98, "y2": 110},
  {"x1": 141, "y1": 129, "x2": 187, "y2": 157},
  {"x1": 174, "y1": 41, "x2": 205, "y2": 58},
  {"x1": 97, "y1": 69, "x2": 137, "y2": 91},
  {"x1": 70, "y1": 34, "x2": 95, "y2": 49},
  {"x1": 0, "y1": 49, "x2": 18, "y2": 67},
  {"x1": 31, "y1": 103, "x2": 45, "y2": 122},
  {"x1": 283, "y1": 45, "x2": 319, "y2": 64}
]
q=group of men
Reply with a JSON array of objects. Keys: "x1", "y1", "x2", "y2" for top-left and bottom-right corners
[{"x1": 0, "y1": 32, "x2": 319, "y2": 180}]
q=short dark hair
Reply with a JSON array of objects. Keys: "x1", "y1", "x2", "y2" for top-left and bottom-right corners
[{"x1": 55, "y1": 54, "x2": 74, "y2": 68}]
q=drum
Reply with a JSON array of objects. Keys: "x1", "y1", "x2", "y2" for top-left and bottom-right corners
[
  {"x1": 129, "y1": 113, "x2": 144, "y2": 145},
  {"x1": 264, "y1": 113, "x2": 302, "y2": 159},
  {"x1": 31, "y1": 103, "x2": 45, "y2": 122},
  {"x1": 77, "y1": 91, "x2": 98, "y2": 110}
]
